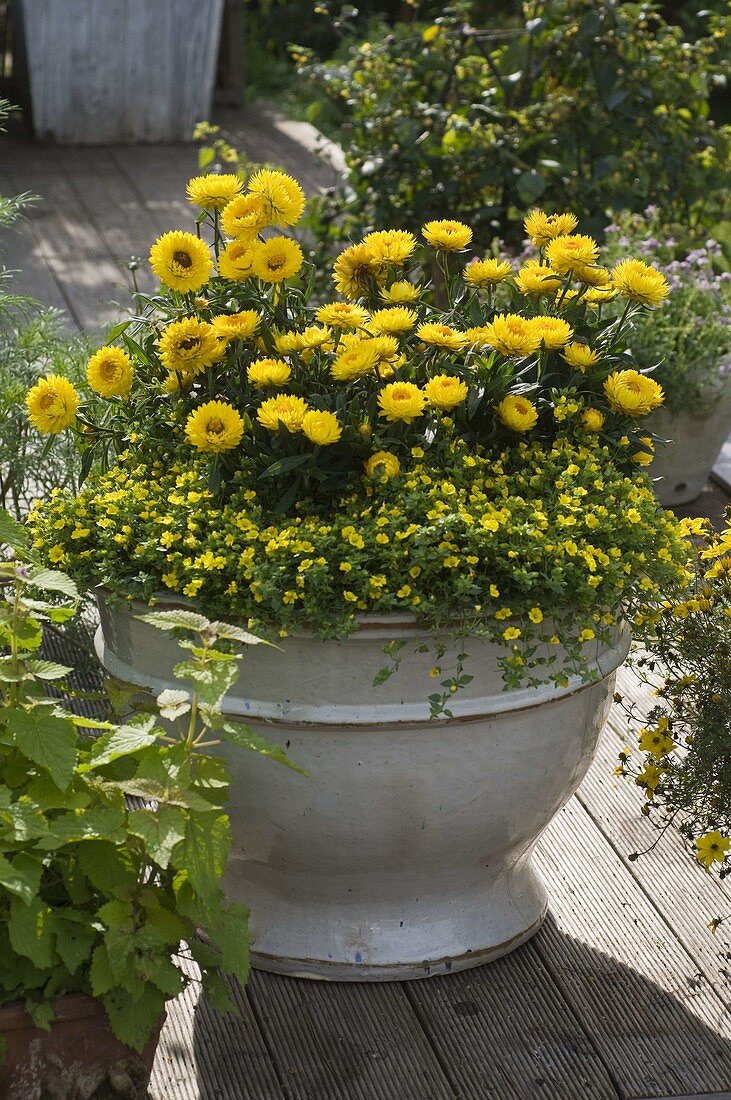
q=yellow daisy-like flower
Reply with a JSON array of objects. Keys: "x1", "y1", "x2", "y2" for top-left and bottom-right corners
[
  {"x1": 186, "y1": 173, "x2": 243, "y2": 211},
  {"x1": 157, "y1": 318, "x2": 221, "y2": 376},
  {"x1": 315, "y1": 302, "x2": 370, "y2": 330},
  {"x1": 523, "y1": 210, "x2": 578, "y2": 246},
  {"x1": 496, "y1": 394, "x2": 538, "y2": 433},
  {"x1": 218, "y1": 239, "x2": 258, "y2": 281},
  {"x1": 25, "y1": 374, "x2": 79, "y2": 434},
  {"x1": 585, "y1": 285, "x2": 618, "y2": 305},
  {"x1": 256, "y1": 393, "x2": 309, "y2": 432},
  {"x1": 86, "y1": 346, "x2": 134, "y2": 398},
  {"x1": 185, "y1": 400, "x2": 244, "y2": 453},
  {"x1": 632, "y1": 435, "x2": 655, "y2": 466},
  {"x1": 211, "y1": 310, "x2": 261, "y2": 343},
  {"x1": 544, "y1": 234, "x2": 600, "y2": 275},
  {"x1": 365, "y1": 451, "x2": 401, "y2": 478},
  {"x1": 463, "y1": 326, "x2": 493, "y2": 348},
  {"x1": 582, "y1": 407, "x2": 605, "y2": 432},
  {"x1": 695, "y1": 831, "x2": 731, "y2": 870},
  {"x1": 247, "y1": 358, "x2": 292, "y2": 388},
  {"x1": 482, "y1": 314, "x2": 542, "y2": 358},
  {"x1": 252, "y1": 237, "x2": 303, "y2": 283},
  {"x1": 421, "y1": 219, "x2": 473, "y2": 252},
  {"x1": 611, "y1": 259, "x2": 669, "y2": 307},
  {"x1": 575, "y1": 263, "x2": 610, "y2": 289},
  {"x1": 416, "y1": 322, "x2": 468, "y2": 351},
  {"x1": 273, "y1": 331, "x2": 303, "y2": 355},
  {"x1": 513, "y1": 260, "x2": 562, "y2": 297},
  {"x1": 301, "y1": 409, "x2": 343, "y2": 446},
  {"x1": 369, "y1": 306, "x2": 418, "y2": 336},
  {"x1": 331, "y1": 341, "x2": 381, "y2": 382},
  {"x1": 333, "y1": 243, "x2": 384, "y2": 299},
  {"x1": 528, "y1": 316, "x2": 573, "y2": 349},
  {"x1": 362, "y1": 229, "x2": 417, "y2": 265},
  {"x1": 220, "y1": 193, "x2": 268, "y2": 241},
  {"x1": 424, "y1": 374, "x2": 469, "y2": 410},
  {"x1": 378, "y1": 381, "x2": 426, "y2": 423},
  {"x1": 604, "y1": 370, "x2": 664, "y2": 417},
  {"x1": 562, "y1": 342, "x2": 601, "y2": 371},
  {"x1": 463, "y1": 258, "x2": 512, "y2": 288},
  {"x1": 246, "y1": 168, "x2": 305, "y2": 227},
  {"x1": 149, "y1": 231, "x2": 212, "y2": 294},
  {"x1": 380, "y1": 280, "x2": 421, "y2": 304}
]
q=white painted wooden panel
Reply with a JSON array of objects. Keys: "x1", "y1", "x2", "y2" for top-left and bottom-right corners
[{"x1": 18, "y1": 0, "x2": 224, "y2": 143}]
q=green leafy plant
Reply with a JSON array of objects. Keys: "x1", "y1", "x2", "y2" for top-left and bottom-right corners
[{"x1": 0, "y1": 509, "x2": 299, "y2": 1056}]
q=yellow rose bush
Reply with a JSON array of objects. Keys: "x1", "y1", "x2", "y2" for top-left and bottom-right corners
[{"x1": 26, "y1": 174, "x2": 689, "y2": 686}]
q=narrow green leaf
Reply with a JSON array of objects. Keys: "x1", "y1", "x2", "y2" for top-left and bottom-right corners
[{"x1": 222, "y1": 721, "x2": 308, "y2": 775}]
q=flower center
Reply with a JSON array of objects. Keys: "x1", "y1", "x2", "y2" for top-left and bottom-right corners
[
  {"x1": 39, "y1": 393, "x2": 56, "y2": 410},
  {"x1": 173, "y1": 251, "x2": 193, "y2": 269},
  {"x1": 100, "y1": 361, "x2": 118, "y2": 380},
  {"x1": 207, "y1": 418, "x2": 224, "y2": 434},
  {"x1": 179, "y1": 337, "x2": 201, "y2": 352}
]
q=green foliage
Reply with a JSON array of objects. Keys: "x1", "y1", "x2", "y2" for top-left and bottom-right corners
[
  {"x1": 0, "y1": 514, "x2": 299, "y2": 1054},
  {"x1": 295, "y1": 1, "x2": 731, "y2": 249}
]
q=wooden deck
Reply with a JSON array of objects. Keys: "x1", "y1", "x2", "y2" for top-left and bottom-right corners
[{"x1": 4, "y1": 109, "x2": 731, "y2": 1100}]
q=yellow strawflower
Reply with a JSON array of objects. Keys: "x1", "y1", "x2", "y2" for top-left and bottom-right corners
[
  {"x1": 297, "y1": 325, "x2": 333, "y2": 351},
  {"x1": 514, "y1": 260, "x2": 562, "y2": 297},
  {"x1": 252, "y1": 237, "x2": 303, "y2": 283},
  {"x1": 496, "y1": 395, "x2": 538, "y2": 432},
  {"x1": 220, "y1": 193, "x2": 268, "y2": 241},
  {"x1": 482, "y1": 314, "x2": 541, "y2": 358},
  {"x1": 364, "y1": 451, "x2": 401, "y2": 478},
  {"x1": 211, "y1": 310, "x2": 261, "y2": 343},
  {"x1": 575, "y1": 263, "x2": 610, "y2": 288},
  {"x1": 247, "y1": 168, "x2": 305, "y2": 227},
  {"x1": 274, "y1": 331, "x2": 304, "y2": 355},
  {"x1": 611, "y1": 259, "x2": 669, "y2": 307},
  {"x1": 369, "y1": 306, "x2": 418, "y2": 336},
  {"x1": 301, "y1": 409, "x2": 343, "y2": 446},
  {"x1": 632, "y1": 436, "x2": 655, "y2": 466},
  {"x1": 523, "y1": 210, "x2": 578, "y2": 246},
  {"x1": 149, "y1": 230, "x2": 212, "y2": 293},
  {"x1": 582, "y1": 408, "x2": 604, "y2": 432},
  {"x1": 562, "y1": 342, "x2": 600, "y2": 371},
  {"x1": 333, "y1": 243, "x2": 383, "y2": 299},
  {"x1": 416, "y1": 322, "x2": 468, "y2": 351},
  {"x1": 315, "y1": 302, "x2": 370, "y2": 329},
  {"x1": 26, "y1": 375, "x2": 79, "y2": 434},
  {"x1": 186, "y1": 173, "x2": 243, "y2": 211},
  {"x1": 218, "y1": 239, "x2": 258, "y2": 281},
  {"x1": 585, "y1": 285, "x2": 618, "y2": 305},
  {"x1": 528, "y1": 316, "x2": 573, "y2": 349},
  {"x1": 544, "y1": 234, "x2": 600, "y2": 275},
  {"x1": 604, "y1": 370, "x2": 664, "y2": 417},
  {"x1": 157, "y1": 318, "x2": 221, "y2": 376},
  {"x1": 247, "y1": 358, "x2": 292, "y2": 388},
  {"x1": 380, "y1": 280, "x2": 420, "y2": 303},
  {"x1": 256, "y1": 394, "x2": 309, "y2": 432},
  {"x1": 463, "y1": 258, "x2": 512, "y2": 288},
  {"x1": 695, "y1": 831, "x2": 731, "y2": 871},
  {"x1": 377, "y1": 381, "x2": 427, "y2": 423},
  {"x1": 463, "y1": 326, "x2": 493, "y2": 348},
  {"x1": 421, "y1": 219, "x2": 472, "y2": 251},
  {"x1": 185, "y1": 400, "x2": 244, "y2": 453},
  {"x1": 86, "y1": 346, "x2": 134, "y2": 397},
  {"x1": 331, "y1": 341, "x2": 381, "y2": 381},
  {"x1": 362, "y1": 229, "x2": 417, "y2": 264},
  {"x1": 424, "y1": 374, "x2": 469, "y2": 410}
]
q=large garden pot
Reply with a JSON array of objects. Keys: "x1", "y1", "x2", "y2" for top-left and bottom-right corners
[
  {"x1": 0, "y1": 994, "x2": 162, "y2": 1100},
  {"x1": 650, "y1": 361, "x2": 731, "y2": 506},
  {"x1": 95, "y1": 593, "x2": 630, "y2": 981}
]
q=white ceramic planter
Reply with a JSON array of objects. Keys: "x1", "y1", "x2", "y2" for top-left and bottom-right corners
[
  {"x1": 95, "y1": 594, "x2": 629, "y2": 981},
  {"x1": 650, "y1": 362, "x2": 731, "y2": 506}
]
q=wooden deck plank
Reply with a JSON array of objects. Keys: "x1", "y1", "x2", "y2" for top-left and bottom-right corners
[
  {"x1": 246, "y1": 968, "x2": 456, "y2": 1100},
  {"x1": 535, "y1": 798, "x2": 731, "y2": 1099}
]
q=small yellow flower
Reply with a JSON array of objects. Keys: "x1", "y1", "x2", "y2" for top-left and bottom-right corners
[
  {"x1": 514, "y1": 260, "x2": 562, "y2": 297},
  {"x1": 301, "y1": 409, "x2": 342, "y2": 446},
  {"x1": 380, "y1": 280, "x2": 421, "y2": 303},
  {"x1": 528, "y1": 316, "x2": 573, "y2": 349},
  {"x1": 575, "y1": 263, "x2": 610, "y2": 288},
  {"x1": 315, "y1": 302, "x2": 370, "y2": 329},
  {"x1": 604, "y1": 370, "x2": 664, "y2": 417},
  {"x1": 523, "y1": 210, "x2": 578, "y2": 246},
  {"x1": 421, "y1": 219, "x2": 472, "y2": 252},
  {"x1": 416, "y1": 322, "x2": 468, "y2": 351},
  {"x1": 26, "y1": 375, "x2": 79, "y2": 434},
  {"x1": 333, "y1": 243, "x2": 383, "y2": 299},
  {"x1": 482, "y1": 314, "x2": 541, "y2": 358},
  {"x1": 246, "y1": 168, "x2": 305, "y2": 227},
  {"x1": 220, "y1": 193, "x2": 268, "y2": 241},
  {"x1": 611, "y1": 259, "x2": 669, "y2": 307},
  {"x1": 377, "y1": 381, "x2": 427, "y2": 423},
  {"x1": 528, "y1": 607, "x2": 543, "y2": 624},
  {"x1": 331, "y1": 341, "x2": 381, "y2": 382},
  {"x1": 362, "y1": 229, "x2": 417, "y2": 264},
  {"x1": 185, "y1": 400, "x2": 244, "y2": 453},
  {"x1": 252, "y1": 237, "x2": 303, "y2": 283},
  {"x1": 562, "y1": 342, "x2": 600, "y2": 371},
  {"x1": 464, "y1": 258, "x2": 512, "y2": 288},
  {"x1": 632, "y1": 436, "x2": 655, "y2": 466},
  {"x1": 369, "y1": 306, "x2": 418, "y2": 336},
  {"x1": 211, "y1": 310, "x2": 261, "y2": 343},
  {"x1": 504, "y1": 626, "x2": 521, "y2": 640},
  {"x1": 696, "y1": 831, "x2": 731, "y2": 871},
  {"x1": 424, "y1": 374, "x2": 468, "y2": 410},
  {"x1": 496, "y1": 394, "x2": 538, "y2": 433},
  {"x1": 256, "y1": 394, "x2": 309, "y2": 432},
  {"x1": 582, "y1": 408, "x2": 605, "y2": 432},
  {"x1": 365, "y1": 451, "x2": 401, "y2": 478},
  {"x1": 247, "y1": 358, "x2": 292, "y2": 388},
  {"x1": 157, "y1": 318, "x2": 221, "y2": 375},
  {"x1": 218, "y1": 239, "x2": 258, "y2": 281},
  {"x1": 149, "y1": 230, "x2": 212, "y2": 293},
  {"x1": 186, "y1": 173, "x2": 243, "y2": 211},
  {"x1": 86, "y1": 346, "x2": 134, "y2": 397},
  {"x1": 544, "y1": 234, "x2": 600, "y2": 275}
]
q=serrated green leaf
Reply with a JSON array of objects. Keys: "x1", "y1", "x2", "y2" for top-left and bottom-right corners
[
  {"x1": 128, "y1": 805, "x2": 187, "y2": 868},
  {"x1": 9, "y1": 896, "x2": 57, "y2": 969},
  {"x1": 137, "y1": 609, "x2": 211, "y2": 633},
  {"x1": 36, "y1": 806, "x2": 126, "y2": 849},
  {"x1": 222, "y1": 722, "x2": 308, "y2": 775},
  {"x1": 215, "y1": 900, "x2": 250, "y2": 986},
  {"x1": 200, "y1": 970, "x2": 236, "y2": 1014},
  {"x1": 24, "y1": 659, "x2": 74, "y2": 681},
  {"x1": 89, "y1": 944, "x2": 115, "y2": 997},
  {"x1": 156, "y1": 688, "x2": 191, "y2": 721},
  {"x1": 211, "y1": 622, "x2": 272, "y2": 646},
  {"x1": 173, "y1": 660, "x2": 238, "y2": 709},
  {"x1": 0, "y1": 852, "x2": 42, "y2": 903},
  {"x1": 54, "y1": 915, "x2": 97, "y2": 975},
  {"x1": 5, "y1": 707, "x2": 77, "y2": 789},
  {"x1": 26, "y1": 567, "x2": 79, "y2": 600},
  {"x1": 0, "y1": 510, "x2": 31, "y2": 554},
  {"x1": 102, "y1": 982, "x2": 166, "y2": 1053},
  {"x1": 77, "y1": 840, "x2": 137, "y2": 894},
  {"x1": 27, "y1": 1001, "x2": 54, "y2": 1031},
  {"x1": 177, "y1": 812, "x2": 230, "y2": 894},
  {"x1": 79, "y1": 717, "x2": 158, "y2": 772}
]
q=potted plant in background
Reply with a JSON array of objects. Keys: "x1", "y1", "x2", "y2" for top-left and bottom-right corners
[
  {"x1": 603, "y1": 208, "x2": 731, "y2": 505},
  {"x1": 0, "y1": 510, "x2": 296, "y2": 1097},
  {"x1": 24, "y1": 170, "x2": 690, "y2": 980}
]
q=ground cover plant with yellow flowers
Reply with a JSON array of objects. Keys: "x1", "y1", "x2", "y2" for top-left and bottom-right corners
[{"x1": 25, "y1": 168, "x2": 690, "y2": 688}]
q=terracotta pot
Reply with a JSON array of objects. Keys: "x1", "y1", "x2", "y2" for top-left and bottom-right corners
[{"x1": 0, "y1": 994, "x2": 163, "y2": 1100}]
